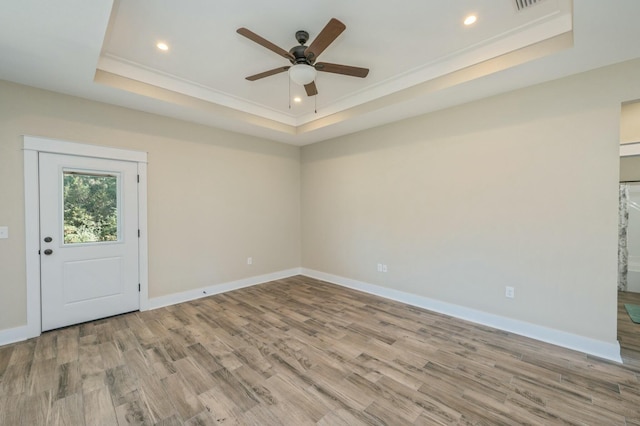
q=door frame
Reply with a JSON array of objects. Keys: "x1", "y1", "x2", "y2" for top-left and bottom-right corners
[{"x1": 23, "y1": 135, "x2": 149, "y2": 338}]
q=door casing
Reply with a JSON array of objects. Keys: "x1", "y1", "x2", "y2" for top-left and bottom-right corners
[{"x1": 23, "y1": 136, "x2": 148, "y2": 339}]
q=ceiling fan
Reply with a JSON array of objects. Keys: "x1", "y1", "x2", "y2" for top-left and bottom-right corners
[{"x1": 236, "y1": 18, "x2": 369, "y2": 97}]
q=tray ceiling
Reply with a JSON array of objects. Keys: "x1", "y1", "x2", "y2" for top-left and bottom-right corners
[{"x1": 2, "y1": 1, "x2": 640, "y2": 145}]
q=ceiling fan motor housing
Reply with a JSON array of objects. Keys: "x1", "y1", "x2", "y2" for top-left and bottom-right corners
[{"x1": 289, "y1": 45, "x2": 311, "y2": 64}]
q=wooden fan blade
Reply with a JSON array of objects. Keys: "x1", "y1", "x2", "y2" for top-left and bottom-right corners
[
  {"x1": 304, "y1": 81, "x2": 318, "y2": 96},
  {"x1": 245, "y1": 66, "x2": 290, "y2": 81},
  {"x1": 304, "y1": 18, "x2": 346, "y2": 61},
  {"x1": 237, "y1": 27, "x2": 294, "y2": 60},
  {"x1": 315, "y1": 62, "x2": 369, "y2": 78}
]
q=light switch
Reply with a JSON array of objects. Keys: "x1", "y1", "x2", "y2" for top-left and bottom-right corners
[{"x1": 0, "y1": 226, "x2": 7, "y2": 239}]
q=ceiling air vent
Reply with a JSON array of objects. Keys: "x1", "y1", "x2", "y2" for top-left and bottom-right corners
[{"x1": 514, "y1": 0, "x2": 544, "y2": 11}]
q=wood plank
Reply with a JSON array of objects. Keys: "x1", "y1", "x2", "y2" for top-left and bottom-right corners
[
  {"x1": 161, "y1": 373, "x2": 205, "y2": 421},
  {"x1": 184, "y1": 411, "x2": 219, "y2": 426},
  {"x1": 114, "y1": 389, "x2": 154, "y2": 425},
  {"x1": 84, "y1": 385, "x2": 118, "y2": 425},
  {"x1": 20, "y1": 390, "x2": 53, "y2": 425},
  {"x1": 0, "y1": 344, "x2": 15, "y2": 377},
  {"x1": 79, "y1": 354, "x2": 107, "y2": 394},
  {"x1": 317, "y1": 408, "x2": 370, "y2": 426},
  {"x1": 264, "y1": 373, "x2": 331, "y2": 422},
  {"x1": 173, "y1": 356, "x2": 217, "y2": 394},
  {"x1": 55, "y1": 360, "x2": 81, "y2": 400},
  {"x1": 56, "y1": 334, "x2": 79, "y2": 365},
  {"x1": 137, "y1": 372, "x2": 178, "y2": 422},
  {"x1": 28, "y1": 358, "x2": 58, "y2": 394},
  {"x1": 197, "y1": 387, "x2": 244, "y2": 425},
  {"x1": 0, "y1": 393, "x2": 24, "y2": 425},
  {"x1": 105, "y1": 364, "x2": 138, "y2": 406},
  {"x1": 7, "y1": 339, "x2": 36, "y2": 365},
  {"x1": 33, "y1": 331, "x2": 57, "y2": 361},
  {"x1": 0, "y1": 360, "x2": 33, "y2": 395},
  {"x1": 210, "y1": 367, "x2": 260, "y2": 412},
  {"x1": 50, "y1": 392, "x2": 84, "y2": 426},
  {"x1": 376, "y1": 375, "x2": 461, "y2": 424}
]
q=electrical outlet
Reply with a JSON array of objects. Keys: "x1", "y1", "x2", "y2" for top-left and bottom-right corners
[
  {"x1": 382, "y1": 264, "x2": 388, "y2": 273},
  {"x1": 377, "y1": 263, "x2": 383, "y2": 272},
  {"x1": 0, "y1": 226, "x2": 7, "y2": 239},
  {"x1": 505, "y1": 286, "x2": 515, "y2": 299},
  {"x1": 247, "y1": 257, "x2": 253, "y2": 265}
]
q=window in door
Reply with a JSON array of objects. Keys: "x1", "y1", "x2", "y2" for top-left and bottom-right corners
[{"x1": 63, "y1": 171, "x2": 120, "y2": 244}]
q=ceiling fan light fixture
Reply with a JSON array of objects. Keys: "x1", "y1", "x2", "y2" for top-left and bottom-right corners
[{"x1": 289, "y1": 64, "x2": 316, "y2": 85}]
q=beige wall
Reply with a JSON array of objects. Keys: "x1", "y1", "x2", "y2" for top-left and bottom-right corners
[
  {"x1": 3, "y1": 58, "x2": 640, "y2": 347},
  {"x1": 620, "y1": 101, "x2": 640, "y2": 181},
  {"x1": 302, "y1": 59, "x2": 640, "y2": 344},
  {"x1": 0, "y1": 80, "x2": 301, "y2": 330},
  {"x1": 621, "y1": 100, "x2": 640, "y2": 144},
  {"x1": 620, "y1": 156, "x2": 640, "y2": 182}
]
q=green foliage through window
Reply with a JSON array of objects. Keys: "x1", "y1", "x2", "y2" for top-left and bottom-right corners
[{"x1": 63, "y1": 172, "x2": 118, "y2": 243}]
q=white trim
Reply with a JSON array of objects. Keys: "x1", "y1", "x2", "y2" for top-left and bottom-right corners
[
  {"x1": 98, "y1": 6, "x2": 570, "y2": 129},
  {"x1": 23, "y1": 148, "x2": 42, "y2": 341},
  {"x1": 22, "y1": 135, "x2": 149, "y2": 340},
  {"x1": 620, "y1": 142, "x2": 640, "y2": 157},
  {"x1": 146, "y1": 268, "x2": 302, "y2": 310},
  {"x1": 138, "y1": 163, "x2": 150, "y2": 311},
  {"x1": 23, "y1": 135, "x2": 147, "y2": 163},
  {"x1": 301, "y1": 268, "x2": 623, "y2": 363},
  {"x1": 0, "y1": 325, "x2": 32, "y2": 347},
  {"x1": 8, "y1": 256, "x2": 623, "y2": 363}
]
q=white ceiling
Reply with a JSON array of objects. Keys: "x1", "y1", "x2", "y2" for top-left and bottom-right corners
[{"x1": 1, "y1": 0, "x2": 640, "y2": 145}]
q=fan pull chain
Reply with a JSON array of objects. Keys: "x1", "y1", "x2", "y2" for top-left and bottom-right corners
[
  {"x1": 288, "y1": 78, "x2": 291, "y2": 109},
  {"x1": 315, "y1": 93, "x2": 317, "y2": 114}
]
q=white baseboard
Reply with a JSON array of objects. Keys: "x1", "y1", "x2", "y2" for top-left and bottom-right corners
[
  {"x1": 0, "y1": 325, "x2": 32, "y2": 347},
  {"x1": 0, "y1": 268, "x2": 301, "y2": 347},
  {"x1": 146, "y1": 268, "x2": 302, "y2": 310},
  {"x1": 0, "y1": 267, "x2": 622, "y2": 363},
  {"x1": 301, "y1": 268, "x2": 622, "y2": 363}
]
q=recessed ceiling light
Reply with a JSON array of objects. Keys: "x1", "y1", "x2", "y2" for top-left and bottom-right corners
[
  {"x1": 156, "y1": 42, "x2": 169, "y2": 51},
  {"x1": 464, "y1": 15, "x2": 477, "y2": 26},
  {"x1": 293, "y1": 97, "x2": 302, "y2": 103}
]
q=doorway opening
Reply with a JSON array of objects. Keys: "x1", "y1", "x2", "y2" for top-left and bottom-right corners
[
  {"x1": 23, "y1": 136, "x2": 149, "y2": 339},
  {"x1": 618, "y1": 181, "x2": 640, "y2": 355},
  {"x1": 618, "y1": 99, "x2": 640, "y2": 363}
]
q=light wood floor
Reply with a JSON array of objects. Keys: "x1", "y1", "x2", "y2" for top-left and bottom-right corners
[
  {"x1": 619, "y1": 290, "x2": 640, "y2": 354},
  {"x1": 2, "y1": 276, "x2": 640, "y2": 425}
]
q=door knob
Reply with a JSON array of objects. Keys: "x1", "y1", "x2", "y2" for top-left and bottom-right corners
[
  {"x1": 44, "y1": 237, "x2": 52, "y2": 243},
  {"x1": 43, "y1": 249, "x2": 53, "y2": 255}
]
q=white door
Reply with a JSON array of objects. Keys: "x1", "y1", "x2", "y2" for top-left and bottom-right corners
[{"x1": 39, "y1": 153, "x2": 140, "y2": 331}]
